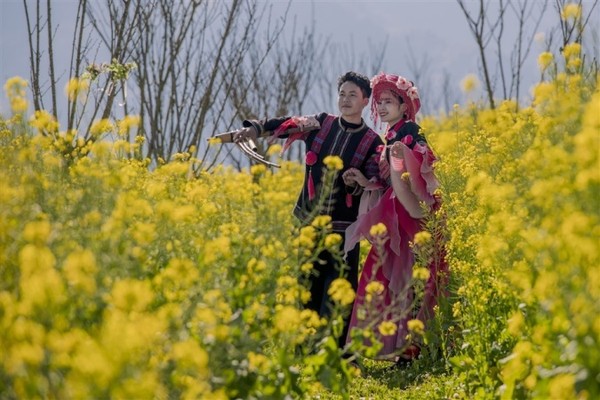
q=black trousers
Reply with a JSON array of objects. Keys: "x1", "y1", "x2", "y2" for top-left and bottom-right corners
[{"x1": 305, "y1": 236, "x2": 360, "y2": 349}]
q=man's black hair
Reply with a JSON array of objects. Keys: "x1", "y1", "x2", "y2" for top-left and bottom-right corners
[{"x1": 337, "y1": 71, "x2": 372, "y2": 98}]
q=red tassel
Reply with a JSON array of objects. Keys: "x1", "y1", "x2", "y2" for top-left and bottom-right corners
[
  {"x1": 346, "y1": 193, "x2": 352, "y2": 208},
  {"x1": 308, "y1": 169, "x2": 315, "y2": 200}
]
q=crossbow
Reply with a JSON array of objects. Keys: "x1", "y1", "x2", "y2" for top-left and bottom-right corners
[
  {"x1": 210, "y1": 118, "x2": 321, "y2": 168},
  {"x1": 211, "y1": 129, "x2": 281, "y2": 168}
]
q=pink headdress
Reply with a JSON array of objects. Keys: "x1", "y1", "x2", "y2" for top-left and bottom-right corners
[{"x1": 370, "y1": 72, "x2": 421, "y2": 125}]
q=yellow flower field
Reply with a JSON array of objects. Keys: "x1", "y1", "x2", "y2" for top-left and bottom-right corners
[
  {"x1": 1, "y1": 58, "x2": 598, "y2": 398},
  {"x1": 422, "y1": 68, "x2": 599, "y2": 398},
  {"x1": 0, "y1": 96, "x2": 360, "y2": 397}
]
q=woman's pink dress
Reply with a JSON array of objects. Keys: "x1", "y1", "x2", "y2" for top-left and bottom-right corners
[{"x1": 345, "y1": 137, "x2": 448, "y2": 358}]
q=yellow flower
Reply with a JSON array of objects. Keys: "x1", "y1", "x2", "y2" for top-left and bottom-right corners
[
  {"x1": 532, "y1": 82, "x2": 554, "y2": 105},
  {"x1": 276, "y1": 275, "x2": 297, "y2": 288},
  {"x1": 250, "y1": 164, "x2": 267, "y2": 176},
  {"x1": 276, "y1": 275, "x2": 303, "y2": 305},
  {"x1": 300, "y1": 287, "x2": 311, "y2": 303},
  {"x1": 324, "y1": 233, "x2": 342, "y2": 249},
  {"x1": 378, "y1": 321, "x2": 397, "y2": 336},
  {"x1": 524, "y1": 374, "x2": 537, "y2": 390},
  {"x1": 3, "y1": 76, "x2": 28, "y2": 97},
  {"x1": 4, "y1": 76, "x2": 29, "y2": 114},
  {"x1": 171, "y1": 204, "x2": 196, "y2": 222},
  {"x1": 567, "y1": 57, "x2": 582, "y2": 70},
  {"x1": 10, "y1": 97, "x2": 28, "y2": 114},
  {"x1": 365, "y1": 281, "x2": 384, "y2": 295},
  {"x1": 562, "y1": 43, "x2": 581, "y2": 60},
  {"x1": 203, "y1": 236, "x2": 231, "y2": 264},
  {"x1": 401, "y1": 172, "x2": 410, "y2": 181},
  {"x1": 89, "y1": 118, "x2": 114, "y2": 137},
  {"x1": 412, "y1": 267, "x2": 430, "y2": 281},
  {"x1": 407, "y1": 319, "x2": 425, "y2": 335},
  {"x1": 273, "y1": 305, "x2": 301, "y2": 334},
  {"x1": 171, "y1": 339, "x2": 209, "y2": 375},
  {"x1": 327, "y1": 278, "x2": 355, "y2": 306},
  {"x1": 18, "y1": 245, "x2": 65, "y2": 313},
  {"x1": 267, "y1": 144, "x2": 282, "y2": 156},
  {"x1": 537, "y1": 52, "x2": 554, "y2": 72},
  {"x1": 19, "y1": 244, "x2": 56, "y2": 276},
  {"x1": 247, "y1": 351, "x2": 270, "y2": 373},
  {"x1": 247, "y1": 258, "x2": 266, "y2": 273},
  {"x1": 507, "y1": 311, "x2": 525, "y2": 337},
  {"x1": 561, "y1": 3, "x2": 581, "y2": 20},
  {"x1": 311, "y1": 215, "x2": 332, "y2": 229},
  {"x1": 300, "y1": 262, "x2": 313, "y2": 273},
  {"x1": 323, "y1": 155, "x2": 344, "y2": 171},
  {"x1": 30, "y1": 110, "x2": 59, "y2": 134},
  {"x1": 207, "y1": 137, "x2": 221, "y2": 146},
  {"x1": 194, "y1": 307, "x2": 218, "y2": 329},
  {"x1": 131, "y1": 222, "x2": 156, "y2": 245},
  {"x1": 413, "y1": 231, "x2": 432, "y2": 246},
  {"x1": 300, "y1": 309, "x2": 325, "y2": 329},
  {"x1": 460, "y1": 74, "x2": 479, "y2": 94},
  {"x1": 117, "y1": 114, "x2": 140, "y2": 136},
  {"x1": 65, "y1": 77, "x2": 90, "y2": 101},
  {"x1": 63, "y1": 249, "x2": 98, "y2": 294},
  {"x1": 297, "y1": 225, "x2": 317, "y2": 249},
  {"x1": 369, "y1": 222, "x2": 387, "y2": 237},
  {"x1": 107, "y1": 279, "x2": 154, "y2": 312},
  {"x1": 549, "y1": 374, "x2": 576, "y2": 399},
  {"x1": 22, "y1": 220, "x2": 51, "y2": 244}
]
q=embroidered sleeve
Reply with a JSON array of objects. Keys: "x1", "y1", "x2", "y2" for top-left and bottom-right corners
[
  {"x1": 243, "y1": 113, "x2": 324, "y2": 140},
  {"x1": 271, "y1": 115, "x2": 321, "y2": 140}
]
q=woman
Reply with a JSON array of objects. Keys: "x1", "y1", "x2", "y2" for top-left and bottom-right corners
[{"x1": 341, "y1": 72, "x2": 447, "y2": 366}]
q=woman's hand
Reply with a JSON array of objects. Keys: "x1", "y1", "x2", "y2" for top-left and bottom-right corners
[
  {"x1": 342, "y1": 168, "x2": 369, "y2": 187},
  {"x1": 390, "y1": 141, "x2": 405, "y2": 159}
]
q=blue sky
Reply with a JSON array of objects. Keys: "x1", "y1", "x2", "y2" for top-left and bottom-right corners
[{"x1": 1, "y1": 0, "x2": 598, "y2": 116}]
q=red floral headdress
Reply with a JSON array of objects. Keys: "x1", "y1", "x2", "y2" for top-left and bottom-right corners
[{"x1": 370, "y1": 72, "x2": 421, "y2": 125}]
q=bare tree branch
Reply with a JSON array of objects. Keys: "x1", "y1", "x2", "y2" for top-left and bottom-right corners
[
  {"x1": 46, "y1": 0, "x2": 57, "y2": 116},
  {"x1": 457, "y1": 0, "x2": 496, "y2": 108},
  {"x1": 23, "y1": 0, "x2": 43, "y2": 111}
]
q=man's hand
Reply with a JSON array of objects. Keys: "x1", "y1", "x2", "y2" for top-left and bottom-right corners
[{"x1": 233, "y1": 126, "x2": 258, "y2": 143}]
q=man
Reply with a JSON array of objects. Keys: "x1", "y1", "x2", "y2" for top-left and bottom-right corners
[{"x1": 235, "y1": 71, "x2": 383, "y2": 349}]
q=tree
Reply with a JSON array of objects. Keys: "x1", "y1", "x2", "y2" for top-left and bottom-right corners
[
  {"x1": 500, "y1": 0, "x2": 548, "y2": 105},
  {"x1": 548, "y1": 0, "x2": 599, "y2": 80},
  {"x1": 456, "y1": 0, "x2": 550, "y2": 109},
  {"x1": 553, "y1": 0, "x2": 599, "y2": 49},
  {"x1": 24, "y1": 0, "x2": 141, "y2": 138},
  {"x1": 456, "y1": 0, "x2": 598, "y2": 108},
  {"x1": 123, "y1": 1, "x2": 286, "y2": 167},
  {"x1": 21, "y1": 0, "x2": 302, "y2": 169},
  {"x1": 222, "y1": 15, "x2": 327, "y2": 168}
]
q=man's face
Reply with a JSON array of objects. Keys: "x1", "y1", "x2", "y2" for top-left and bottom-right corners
[{"x1": 337, "y1": 81, "x2": 369, "y2": 120}]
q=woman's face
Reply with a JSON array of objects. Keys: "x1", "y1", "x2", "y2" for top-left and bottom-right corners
[{"x1": 376, "y1": 90, "x2": 406, "y2": 126}]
